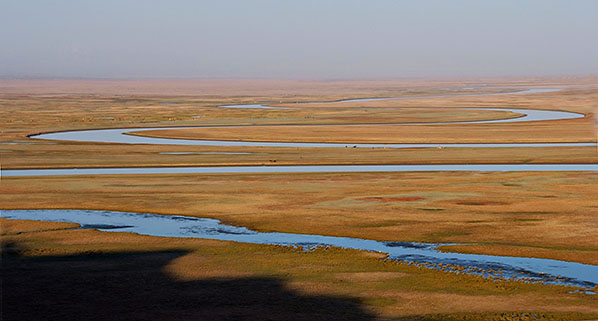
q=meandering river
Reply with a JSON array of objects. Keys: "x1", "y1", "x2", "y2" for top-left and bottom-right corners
[{"x1": 30, "y1": 89, "x2": 586, "y2": 148}]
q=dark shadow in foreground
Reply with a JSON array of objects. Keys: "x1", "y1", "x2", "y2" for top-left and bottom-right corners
[{"x1": 1, "y1": 241, "x2": 376, "y2": 321}]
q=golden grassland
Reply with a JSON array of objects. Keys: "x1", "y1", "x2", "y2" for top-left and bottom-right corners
[
  {"x1": 1, "y1": 82, "x2": 597, "y2": 169},
  {"x1": 2, "y1": 171, "x2": 597, "y2": 265},
  {"x1": 135, "y1": 115, "x2": 595, "y2": 144},
  {"x1": 130, "y1": 87, "x2": 598, "y2": 144},
  {"x1": 2, "y1": 79, "x2": 596, "y2": 141},
  {"x1": 3, "y1": 143, "x2": 598, "y2": 169},
  {"x1": 2, "y1": 78, "x2": 598, "y2": 319},
  {"x1": 0, "y1": 84, "x2": 538, "y2": 141},
  {"x1": 2, "y1": 219, "x2": 598, "y2": 320}
]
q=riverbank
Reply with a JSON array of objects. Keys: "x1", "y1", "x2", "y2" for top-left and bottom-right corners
[{"x1": 3, "y1": 218, "x2": 597, "y2": 320}]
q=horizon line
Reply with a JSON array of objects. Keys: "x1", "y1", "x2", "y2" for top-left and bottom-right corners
[{"x1": 2, "y1": 73, "x2": 598, "y2": 82}]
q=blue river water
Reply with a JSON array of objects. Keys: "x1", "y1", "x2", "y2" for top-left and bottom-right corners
[{"x1": 2, "y1": 209, "x2": 597, "y2": 292}]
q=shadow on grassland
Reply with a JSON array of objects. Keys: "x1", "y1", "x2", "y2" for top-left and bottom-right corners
[{"x1": 1, "y1": 241, "x2": 376, "y2": 321}]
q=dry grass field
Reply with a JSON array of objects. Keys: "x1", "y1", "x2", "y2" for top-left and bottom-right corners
[{"x1": 2, "y1": 78, "x2": 598, "y2": 320}]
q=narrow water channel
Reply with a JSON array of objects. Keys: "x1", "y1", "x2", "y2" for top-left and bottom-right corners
[{"x1": 4, "y1": 164, "x2": 598, "y2": 177}]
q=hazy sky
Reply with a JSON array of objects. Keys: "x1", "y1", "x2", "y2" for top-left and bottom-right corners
[{"x1": 2, "y1": 0, "x2": 597, "y2": 79}]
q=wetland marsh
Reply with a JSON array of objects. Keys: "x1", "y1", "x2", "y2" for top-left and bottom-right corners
[{"x1": 2, "y1": 79, "x2": 598, "y2": 320}]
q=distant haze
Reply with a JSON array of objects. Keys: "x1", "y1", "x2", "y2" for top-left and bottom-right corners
[{"x1": 2, "y1": 0, "x2": 597, "y2": 79}]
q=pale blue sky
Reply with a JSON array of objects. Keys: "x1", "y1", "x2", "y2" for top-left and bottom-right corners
[{"x1": 1, "y1": 0, "x2": 597, "y2": 78}]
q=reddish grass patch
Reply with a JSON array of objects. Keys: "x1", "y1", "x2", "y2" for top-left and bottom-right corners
[
  {"x1": 455, "y1": 200, "x2": 509, "y2": 206},
  {"x1": 357, "y1": 196, "x2": 424, "y2": 203}
]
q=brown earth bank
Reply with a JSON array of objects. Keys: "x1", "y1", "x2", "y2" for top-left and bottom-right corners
[
  {"x1": 2, "y1": 219, "x2": 598, "y2": 320},
  {"x1": 2, "y1": 144, "x2": 598, "y2": 170},
  {"x1": 2, "y1": 171, "x2": 597, "y2": 265}
]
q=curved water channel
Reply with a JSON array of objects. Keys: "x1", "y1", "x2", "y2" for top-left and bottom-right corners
[
  {"x1": 3, "y1": 209, "x2": 597, "y2": 292},
  {"x1": 30, "y1": 89, "x2": 588, "y2": 149},
  {"x1": 4, "y1": 87, "x2": 597, "y2": 292}
]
